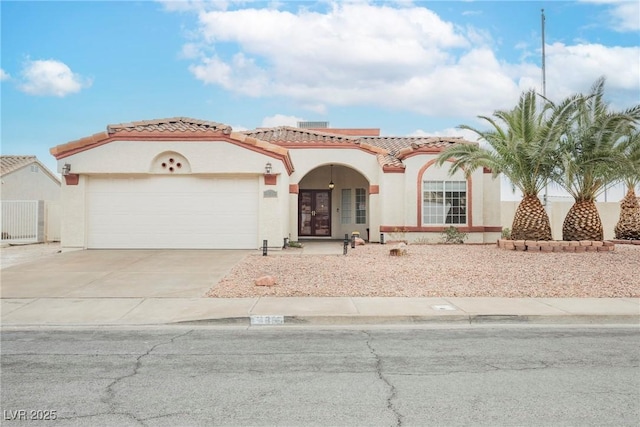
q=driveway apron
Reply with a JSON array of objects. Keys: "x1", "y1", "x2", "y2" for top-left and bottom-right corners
[{"x1": 0, "y1": 249, "x2": 251, "y2": 299}]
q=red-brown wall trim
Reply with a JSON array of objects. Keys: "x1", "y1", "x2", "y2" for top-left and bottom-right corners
[
  {"x1": 289, "y1": 184, "x2": 299, "y2": 194},
  {"x1": 483, "y1": 167, "x2": 493, "y2": 174},
  {"x1": 64, "y1": 174, "x2": 79, "y2": 185},
  {"x1": 416, "y1": 159, "x2": 473, "y2": 227},
  {"x1": 380, "y1": 226, "x2": 502, "y2": 233},
  {"x1": 369, "y1": 185, "x2": 380, "y2": 195},
  {"x1": 264, "y1": 174, "x2": 277, "y2": 185},
  {"x1": 382, "y1": 166, "x2": 405, "y2": 173}
]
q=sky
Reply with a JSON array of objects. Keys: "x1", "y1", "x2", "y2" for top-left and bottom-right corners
[{"x1": 1, "y1": 0, "x2": 639, "y2": 201}]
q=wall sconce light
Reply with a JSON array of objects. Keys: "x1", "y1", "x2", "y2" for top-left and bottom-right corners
[
  {"x1": 265, "y1": 162, "x2": 272, "y2": 174},
  {"x1": 62, "y1": 163, "x2": 71, "y2": 176},
  {"x1": 328, "y1": 164, "x2": 335, "y2": 190}
]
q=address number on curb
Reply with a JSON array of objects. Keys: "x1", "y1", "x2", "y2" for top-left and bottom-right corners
[{"x1": 250, "y1": 315, "x2": 285, "y2": 325}]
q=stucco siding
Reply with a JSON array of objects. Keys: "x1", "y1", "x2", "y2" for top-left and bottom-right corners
[
  {"x1": 56, "y1": 140, "x2": 287, "y2": 176},
  {"x1": 1, "y1": 166, "x2": 60, "y2": 201}
]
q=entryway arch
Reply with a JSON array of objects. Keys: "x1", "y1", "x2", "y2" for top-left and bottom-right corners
[{"x1": 296, "y1": 164, "x2": 370, "y2": 240}]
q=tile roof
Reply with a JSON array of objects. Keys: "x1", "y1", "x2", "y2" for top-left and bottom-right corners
[
  {"x1": 108, "y1": 117, "x2": 231, "y2": 134},
  {"x1": 242, "y1": 127, "x2": 359, "y2": 144},
  {"x1": 51, "y1": 117, "x2": 234, "y2": 159},
  {"x1": 360, "y1": 136, "x2": 470, "y2": 155},
  {"x1": 1, "y1": 155, "x2": 37, "y2": 176}
]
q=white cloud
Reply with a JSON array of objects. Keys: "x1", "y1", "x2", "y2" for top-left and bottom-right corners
[
  {"x1": 18, "y1": 59, "x2": 92, "y2": 97},
  {"x1": 172, "y1": 2, "x2": 639, "y2": 118},
  {"x1": 543, "y1": 43, "x2": 640, "y2": 106},
  {"x1": 260, "y1": 114, "x2": 305, "y2": 127},
  {"x1": 580, "y1": 0, "x2": 640, "y2": 32},
  {"x1": 0, "y1": 69, "x2": 10, "y2": 81}
]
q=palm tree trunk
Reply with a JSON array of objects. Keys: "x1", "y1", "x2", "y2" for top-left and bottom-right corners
[
  {"x1": 614, "y1": 187, "x2": 640, "y2": 240},
  {"x1": 511, "y1": 195, "x2": 553, "y2": 240},
  {"x1": 562, "y1": 200, "x2": 603, "y2": 241}
]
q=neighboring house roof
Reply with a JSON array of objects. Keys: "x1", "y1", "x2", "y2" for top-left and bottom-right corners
[{"x1": 0, "y1": 155, "x2": 61, "y2": 183}]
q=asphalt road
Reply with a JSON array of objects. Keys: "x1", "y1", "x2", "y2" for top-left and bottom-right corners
[{"x1": 1, "y1": 325, "x2": 638, "y2": 426}]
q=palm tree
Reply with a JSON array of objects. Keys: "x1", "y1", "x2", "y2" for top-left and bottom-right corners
[
  {"x1": 614, "y1": 129, "x2": 640, "y2": 240},
  {"x1": 551, "y1": 77, "x2": 640, "y2": 241},
  {"x1": 436, "y1": 89, "x2": 579, "y2": 241}
]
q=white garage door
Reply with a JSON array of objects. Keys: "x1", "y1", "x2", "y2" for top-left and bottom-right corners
[{"x1": 87, "y1": 176, "x2": 258, "y2": 249}]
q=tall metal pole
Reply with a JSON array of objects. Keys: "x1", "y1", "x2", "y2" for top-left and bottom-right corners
[
  {"x1": 541, "y1": 8, "x2": 548, "y2": 207},
  {"x1": 541, "y1": 9, "x2": 546, "y2": 98}
]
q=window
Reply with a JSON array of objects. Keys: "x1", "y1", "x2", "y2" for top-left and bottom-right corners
[
  {"x1": 423, "y1": 181, "x2": 466, "y2": 225},
  {"x1": 341, "y1": 189, "x2": 352, "y2": 224},
  {"x1": 30, "y1": 165, "x2": 39, "y2": 173},
  {"x1": 355, "y1": 188, "x2": 366, "y2": 224}
]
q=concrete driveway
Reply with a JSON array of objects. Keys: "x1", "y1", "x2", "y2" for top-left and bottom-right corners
[{"x1": 1, "y1": 249, "x2": 251, "y2": 299}]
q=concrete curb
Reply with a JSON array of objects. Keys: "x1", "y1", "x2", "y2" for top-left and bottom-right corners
[{"x1": 175, "y1": 314, "x2": 640, "y2": 326}]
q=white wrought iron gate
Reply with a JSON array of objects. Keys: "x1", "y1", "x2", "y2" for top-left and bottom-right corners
[{"x1": 0, "y1": 200, "x2": 45, "y2": 244}]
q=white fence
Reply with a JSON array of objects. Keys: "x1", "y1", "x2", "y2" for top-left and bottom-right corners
[{"x1": 1, "y1": 200, "x2": 45, "y2": 244}]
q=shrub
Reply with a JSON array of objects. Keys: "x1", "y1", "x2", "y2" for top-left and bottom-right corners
[{"x1": 441, "y1": 226, "x2": 467, "y2": 244}]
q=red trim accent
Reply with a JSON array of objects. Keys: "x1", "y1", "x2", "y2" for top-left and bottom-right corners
[
  {"x1": 289, "y1": 184, "x2": 299, "y2": 194},
  {"x1": 483, "y1": 167, "x2": 493, "y2": 174},
  {"x1": 369, "y1": 185, "x2": 380, "y2": 195},
  {"x1": 382, "y1": 166, "x2": 405, "y2": 173},
  {"x1": 64, "y1": 174, "x2": 79, "y2": 185},
  {"x1": 416, "y1": 159, "x2": 472, "y2": 227},
  {"x1": 264, "y1": 174, "x2": 277, "y2": 185},
  {"x1": 380, "y1": 226, "x2": 502, "y2": 233}
]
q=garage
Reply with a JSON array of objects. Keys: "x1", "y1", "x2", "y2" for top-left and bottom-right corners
[{"x1": 87, "y1": 175, "x2": 259, "y2": 249}]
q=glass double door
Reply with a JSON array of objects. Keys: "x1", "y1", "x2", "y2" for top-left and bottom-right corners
[{"x1": 299, "y1": 190, "x2": 331, "y2": 236}]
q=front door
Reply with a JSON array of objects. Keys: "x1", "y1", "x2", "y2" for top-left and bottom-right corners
[{"x1": 299, "y1": 190, "x2": 331, "y2": 236}]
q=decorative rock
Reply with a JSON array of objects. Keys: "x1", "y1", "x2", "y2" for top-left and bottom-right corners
[
  {"x1": 390, "y1": 242, "x2": 408, "y2": 256},
  {"x1": 255, "y1": 275, "x2": 277, "y2": 287},
  {"x1": 355, "y1": 237, "x2": 366, "y2": 246}
]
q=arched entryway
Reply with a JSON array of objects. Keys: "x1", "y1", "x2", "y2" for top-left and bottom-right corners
[{"x1": 297, "y1": 164, "x2": 370, "y2": 240}]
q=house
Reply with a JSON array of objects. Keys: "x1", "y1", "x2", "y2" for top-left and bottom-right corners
[
  {"x1": 49, "y1": 117, "x2": 501, "y2": 251},
  {"x1": 1, "y1": 155, "x2": 60, "y2": 201},
  {"x1": 1, "y1": 155, "x2": 61, "y2": 243}
]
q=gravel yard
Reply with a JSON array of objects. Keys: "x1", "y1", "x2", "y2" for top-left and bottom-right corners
[{"x1": 207, "y1": 243, "x2": 640, "y2": 298}]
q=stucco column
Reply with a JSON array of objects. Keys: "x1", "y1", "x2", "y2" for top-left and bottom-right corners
[
  {"x1": 60, "y1": 175, "x2": 86, "y2": 251},
  {"x1": 369, "y1": 191, "x2": 381, "y2": 243},
  {"x1": 288, "y1": 187, "x2": 299, "y2": 242}
]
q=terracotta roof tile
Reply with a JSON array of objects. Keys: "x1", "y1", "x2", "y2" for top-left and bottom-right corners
[
  {"x1": 360, "y1": 136, "x2": 471, "y2": 155},
  {"x1": 376, "y1": 153, "x2": 404, "y2": 168},
  {"x1": 108, "y1": 117, "x2": 231, "y2": 134},
  {"x1": 1, "y1": 155, "x2": 37, "y2": 176},
  {"x1": 242, "y1": 127, "x2": 358, "y2": 144}
]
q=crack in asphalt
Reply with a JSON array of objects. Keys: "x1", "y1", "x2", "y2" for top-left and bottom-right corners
[
  {"x1": 102, "y1": 329, "x2": 194, "y2": 426},
  {"x1": 363, "y1": 331, "x2": 403, "y2": 427}
]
